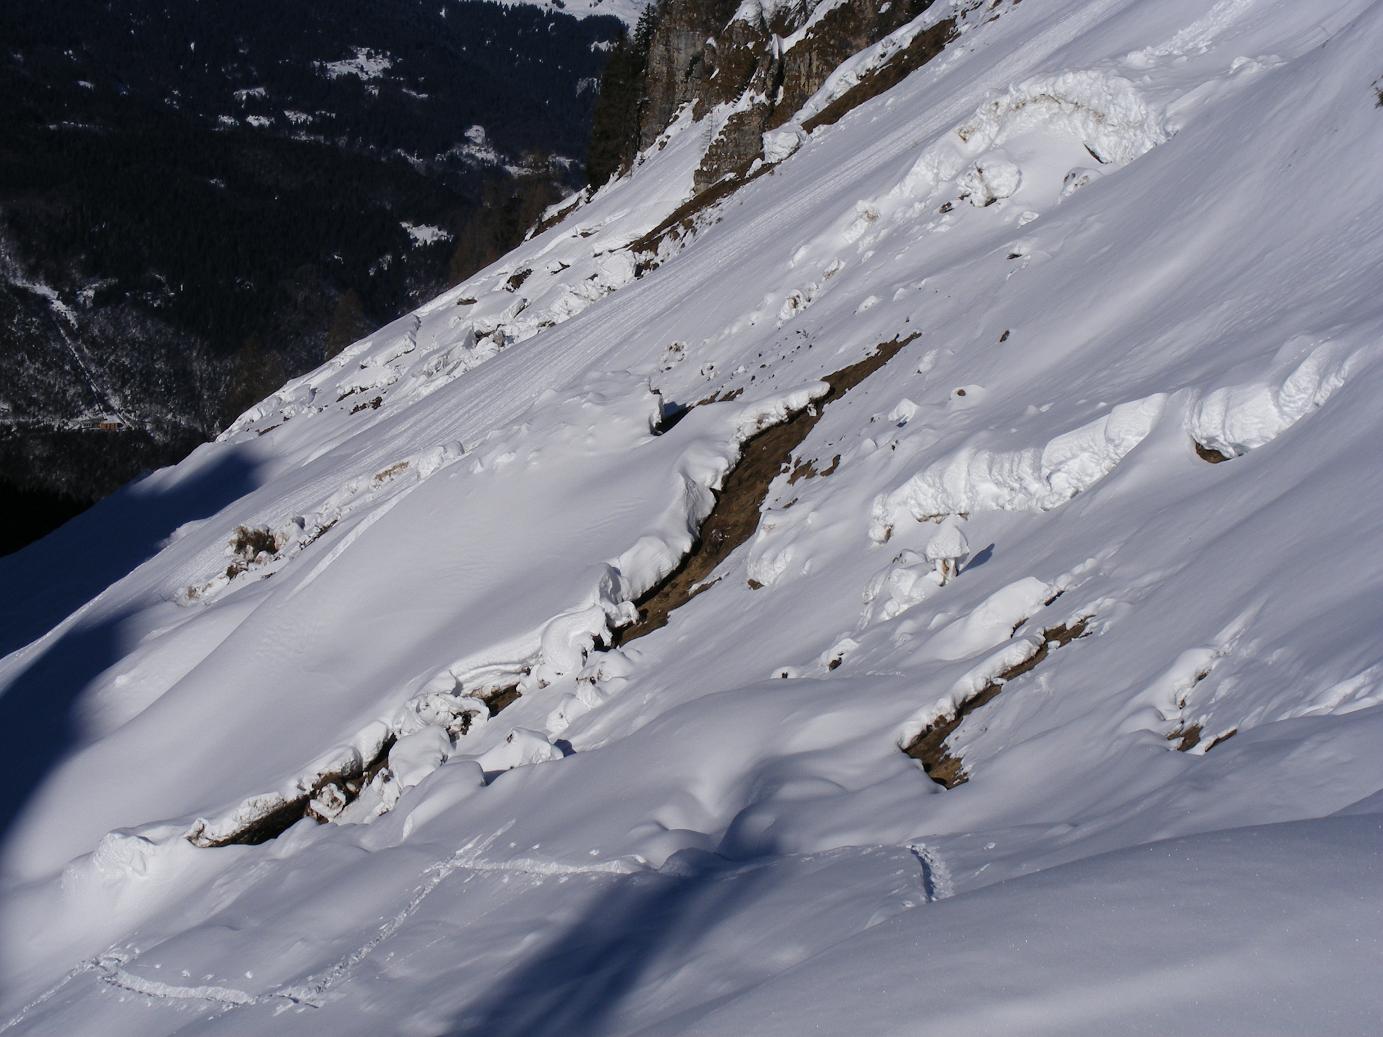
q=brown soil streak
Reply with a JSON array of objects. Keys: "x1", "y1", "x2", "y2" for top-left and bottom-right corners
[
  {"x1": 612, "y1": 333, "x2": 919, "y2": 647},
  {"x1": 199, "y1": 335, "x2": 918, "y2": 846},
  {"x1": 904, "y1": 617, "x2": 1091, "y2": 788}
]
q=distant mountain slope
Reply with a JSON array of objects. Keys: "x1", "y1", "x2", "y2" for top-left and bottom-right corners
[
  {"x1": 502, "y1": 0, "x2": 651, "y2": 24},
  {"x1": 0, "y1": 0, "x2": 623, "y2": 550},
  {"x1": 2, "y1": 0, "x2": 1383, "y2": 1033}
]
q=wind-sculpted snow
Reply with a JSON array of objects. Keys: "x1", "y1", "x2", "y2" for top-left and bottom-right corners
[
  {"x1": 4, "y1": 0, "x2": 1383, "y2": 1032},
  {"x1": 1187, "y1": 336, "x2": 1366, "y2": 459},
  {"x1": 870, "y1": 394, "x2": 1165, "y2": 532},
  {"x1": 960, "y1": 70, "x2": 1167, "y2": 167},
  {"x1": 873, "y1": 68, "x2": 1165, "y2": 221}
]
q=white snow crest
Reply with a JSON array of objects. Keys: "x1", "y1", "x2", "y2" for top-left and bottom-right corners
[
  {"x1": 731, "y1": 382, "x2": 830, "y2": 442},
  {"x1": 958, "y1": 71, "x2": 1167, "y2": 166},
  {"x1": 183, "y1": 724, "x2": 391, "y2": 846},
  {"x1": 872, "y1": 395, "x2": 1166, "y2": 538},
  {"x1": 87, "y1": 831, "x2": 165, "y2": 882},
  {"x1": 476, "y1": 728, "x2": 564, "y2": 774},
  {"x1": 895, "y1": 636, "x2": 1041, "y2": 751},
  {"x1": 892, "y1": 70, "x2": 1165, "y2": 205},
  {"x1": 763, "y1": 124, "x2": 808, "y2": 164},
  {"x1": 1188, "y1": 339, "x2": 1366, "y2": 458}
]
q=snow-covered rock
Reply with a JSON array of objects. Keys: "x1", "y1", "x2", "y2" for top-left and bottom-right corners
[{"x1": 924, "y1": 516, "x2": 970, "y2": 584}]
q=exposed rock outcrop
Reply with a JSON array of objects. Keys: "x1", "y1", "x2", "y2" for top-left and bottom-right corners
[
  {"x1": 637, "y1": 0, "x2": 744, "y2": 145},
  {"x1": 595, "y1": 0, "x2": 956, "y2": 192}
]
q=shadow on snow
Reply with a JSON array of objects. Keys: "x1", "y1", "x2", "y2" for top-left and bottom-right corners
[
  {"x1": 0, "y1": 448, "x2": 261, "y2": 856},
  {"x1": 447, "y1": 848, "x2": 777, "y2": 1037}
]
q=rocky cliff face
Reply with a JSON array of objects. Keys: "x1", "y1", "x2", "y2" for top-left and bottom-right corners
[
  {"x1": 605, "y1": 0, "x2": 958, "y2": 192},
  {"x1": 635, "y1": 0, "x2": 742, "y2": 147}
]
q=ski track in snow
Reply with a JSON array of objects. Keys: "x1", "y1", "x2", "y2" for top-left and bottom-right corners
[
  {"x1": 269, "y1": 834, "x2": 662, "y2": 1009},
  {"x1": 18, "y1": 840, "x2": 946, "y2": 1025},
  {"x1": 25, "y1": 839, "x2": 657, "y2": 1022},
  {"x1": 908, "y1": 843, "x2": 955, "y2": 903}
]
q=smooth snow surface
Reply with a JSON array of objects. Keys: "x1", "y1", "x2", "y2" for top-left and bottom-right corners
[{"x1": 4, "y1": 0, "x2": 1383, "y2": 1032}]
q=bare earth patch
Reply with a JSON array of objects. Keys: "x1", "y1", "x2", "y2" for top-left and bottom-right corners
[
  {"x1": 614, "y1": 334, "x2": 918, "y2": 646},
  {"x1": 904, "y1": 616, "x2": 1092, "y2": 788}
]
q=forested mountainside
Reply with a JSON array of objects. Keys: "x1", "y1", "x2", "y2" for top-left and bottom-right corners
[
  {"x1": 3, "y1": 0, "x2": 1383, "y2": 1033},
  {"x1": 0, "y1": 0, "x2": 624, "y2": 551}
]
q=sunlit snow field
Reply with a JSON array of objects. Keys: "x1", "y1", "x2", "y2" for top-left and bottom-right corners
[{"x1": 2, "y1": 0, "x2": 1382, "y2": 1032}]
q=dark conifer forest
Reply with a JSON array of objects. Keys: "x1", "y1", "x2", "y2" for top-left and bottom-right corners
[{"x1": 0, "y1": 0, "x2": 622, "y2": 552}]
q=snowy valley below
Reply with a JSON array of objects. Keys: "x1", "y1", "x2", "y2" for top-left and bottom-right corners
[{"x1": 2, "y1": 0, "x2": 1383, "y2": 1032}]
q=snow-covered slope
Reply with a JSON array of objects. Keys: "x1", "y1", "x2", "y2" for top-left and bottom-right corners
[{"x1": 4, "y1": 0, "x2": 1383, "y2": 1032}]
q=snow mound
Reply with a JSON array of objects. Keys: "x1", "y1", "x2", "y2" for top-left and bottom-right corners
[
  {"x1": 958, "y1": 71, "x2": 1167, "y2": 166},
  {"x1": 890, "y1": 70, "x2": 1165, "y2": 208},
  {"x1": 1188, "y1": 338, "x2": 1366, "y2": 458},
  {"x1": 871, "y1": 395, "x2": 1166, "y2": 537}
]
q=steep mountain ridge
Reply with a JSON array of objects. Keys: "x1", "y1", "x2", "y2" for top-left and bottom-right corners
[{"x1": 2, "y1": 0, "x2": 1383, "y2": 1032}]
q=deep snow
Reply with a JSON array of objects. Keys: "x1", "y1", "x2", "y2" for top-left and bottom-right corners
[{"x1": 3, "y1": 0, "x2": 1383, "y2": 1032}]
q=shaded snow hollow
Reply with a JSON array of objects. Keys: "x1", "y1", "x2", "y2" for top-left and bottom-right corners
[{"x1": 3, "y1": 0, "x2": 1383, "y2": 1033}]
